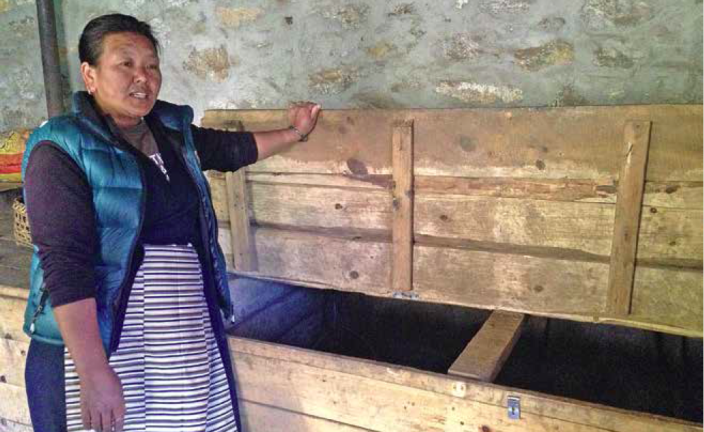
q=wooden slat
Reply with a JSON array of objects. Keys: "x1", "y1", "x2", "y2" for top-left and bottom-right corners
[
  {"x1": 247, "y1": 173, "x2": 702, "y2": 209},
  {"x1": 216, "y1": 223, "x2": 234, "y2": 271},
  {"x1": 203, "y1": 105, "x2": 702, "y2": 182},
  {"x1": 210, "y1": 120, "x2": 257, "y2": 272},
  {"x1": 0, "y1": 292, "x2": 29, "y2": 342},
  {"x1": 250, "y1": 227, "x2": 391, "y2": 295},
  {"x1": 208, "y1": 172, "x2": 229, "y2": 221},
  {"x1": 417, "y1": 195, "x2": 701, "y2": 262},
  {"x1": 242, "y1": 183, "x2": 700, "y2": 263},
  {"x1": 449, "y1": 311, "x2": 525, "y2": 382},
  {"x1": 638, "y1": 207, "x2": 702, "y2": 262},
  {"x1": 642, "y1": 182, "x2": 703, "y2": 209},
  {"x1": 607, "y1": 121, "x2": 652, "y2": 315},
  {"x1": 247, "y1": 172, "x2": 392, "y2": 190},
  {"x1": 0, "y1": 418, "x2": 33, "y2": 432},
  {"x1": 0, "y1": 338, "x2": 28, "y2": 387},
  {"x1": 248, "y1": 183, "x2": 391, "y2": 231},
  {"x1": 631, "y1": 267, "x2": 703, "y2": 330},
  {"x1": 0, "y1": 382, "x2": 30, "y2": 426},
  {"x1": 391, "y1": 120, "x2": 414, "y2": 292},
  {"x1": 240, "y1": 400, "x2": 374, "y2": 432},
  {"x1": 0, "y1": 286, "x2": 28, "y2": 301},
  {"x1": 242, "y1": 227, "x2": 702, "y2": 335},
  {"x1": 227, "y1": 169, "x2": 257, "y2": 272},
  {"x1": 416, "y1": 194, "x2": 614, "y2": 257},
  {"x1": 229, "y1": 336, "x2": 701, "y2": 432},
  {"x1": 413, "y1": 245, "x2": 609, "y2": 315}
]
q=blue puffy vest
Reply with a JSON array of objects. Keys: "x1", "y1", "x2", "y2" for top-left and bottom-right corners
[{"x1": 22, "y1": 93, "x2": 233, "y2": 353}]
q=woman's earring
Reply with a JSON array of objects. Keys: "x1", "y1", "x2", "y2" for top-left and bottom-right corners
[{"x1": 87, "y1": 89, "x2": 93, "y2": 95}]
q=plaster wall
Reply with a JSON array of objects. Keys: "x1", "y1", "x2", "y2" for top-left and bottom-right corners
[{"x1": 0, "y1": 0, "x2": 702, "y2": 131}]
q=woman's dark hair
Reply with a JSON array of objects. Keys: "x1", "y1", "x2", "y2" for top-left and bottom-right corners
[{"x1": 79, "y1": 13, "x2": 160, "y2": 65}]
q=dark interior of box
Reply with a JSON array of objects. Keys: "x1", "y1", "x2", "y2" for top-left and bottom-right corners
[{"x1": 227, "y1": 277, "x2": 703, "y2": 423}]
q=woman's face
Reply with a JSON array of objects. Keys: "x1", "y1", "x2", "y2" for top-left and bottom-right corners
[{"x1": 80, "y1": 32, "x2": 162, "y2": 128}]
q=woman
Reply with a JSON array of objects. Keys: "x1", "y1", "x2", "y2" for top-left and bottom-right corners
[{"x1": 23, "y1": 13, "x2": 320, "y2": 432}]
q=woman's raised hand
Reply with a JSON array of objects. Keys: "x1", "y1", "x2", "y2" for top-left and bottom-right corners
[{"x1": 288, "y1": 102, "x2": 322, "y2": 139}]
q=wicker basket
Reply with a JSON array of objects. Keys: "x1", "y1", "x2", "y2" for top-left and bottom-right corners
[{"x1": 12, "y1": 196, "x2": 33, "y2": 248}]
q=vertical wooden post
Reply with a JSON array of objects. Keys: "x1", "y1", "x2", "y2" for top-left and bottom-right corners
[
  {"x1": 224, "y1": 121, "x2": 257, "y2": 272},
  {"x1": 607, "y1": 121, "x2": 652, "y2": 315},
  {"x1": 391, "y1": 120, "x2": 414, "y2": 292}
]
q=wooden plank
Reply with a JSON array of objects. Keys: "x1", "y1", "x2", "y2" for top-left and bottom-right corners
[
  {"x1": 242, "y1": 227, "x2": 701, "y2": 335},
  {"x1": 416, "y1": 194, "x2": 614, "y2": 257},
  {"x1": 0, "y1": 293, "x2": 29, "y2": 342},
  {"x1": 642, "y1": 182, "x2": 703, "y2": 209},
  {"x1": 207, "y1": 120, "x2": 257, "y2": 272},
  {"x1": 449, "y1": 311, "x2": 525, "y2": 382},
  {"x1": 240, "y1": 400, "x2": 374, "y2": 432},
  {"x1": 0, "y1": 338, "x2": 28, "y2": 387},
  {"x1": 247, "y1": 173, "x2": 702, "y2": 209},
  {"x1": 239, "y1": 182, "x2": 701, "y2": 263},
  {"x1": 0, "y1": 419, "x2": 33, "y2": 432},
  {"x1": 249, "y1": 183, "x2": 391, "y2": 231},
  {"x1": 217, "y1": 222, "x2": 234, "y2": 272},
  {"x1": 413, "y1": 245, "x2": 609, "y2": 315},
  {"x1": 417, "y1": 194, "x2": 701, "y2": 262},
  {"x1": 0, "y1": 383, "x2": 30, "y2": 426},
  {"x1": 250, "y1": 227, "x2": 391, "y2": 295},
  {"x1": 0, "y1": 286, "x2": 28, "y2": 301},
  {"x1": 229, "y1": 337, "x2": 701, "y2": 432},
  {"x1": 631, "y1": 267, "x2": 703, "y2": 331},
  {"x1": 247, "y1": 172, "x2": 391, "y2": 190},
  {"x1": 415, "y1": 176, "x2": 619, "y2": 203},
  {"x1": 227, "y1": 169, "x2": 256, "y2": 272},
  {"x1": 203, "y1": 105, "x2": 702, "y2": 182},
  {"x1": 607, "y1": 121, "x2": 652, "y2": 315},
  {"x1": 391, "y1": 120, "x2": 414, "y2": 292},
  {"x1": 638, "y1": 207, "x2": 702, "y2": 262},
  {"x1": 208, "y1": 172, "x2": 229, "y2": 222}
]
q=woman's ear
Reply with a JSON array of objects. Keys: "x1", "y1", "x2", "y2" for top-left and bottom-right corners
[{"x1": 80, "y1": 62, "x2": 96, "y2": 94}]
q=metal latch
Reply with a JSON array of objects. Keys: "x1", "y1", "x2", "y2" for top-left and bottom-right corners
[{"x1": 507, "y1": 396, "x2": 521, "y2": 420}]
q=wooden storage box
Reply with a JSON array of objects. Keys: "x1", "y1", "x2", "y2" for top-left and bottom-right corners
[
  {"x1": 0, "y1": 105, "x2": 701, "y2": 431},
  {"x1": 203, "y1": 104, "x2": 703, "y2": 431},
  {"x1": 204, "y1": 105, "x2": 702, "y2": 337},
  {"x1": 224, "y1": 278, "x2": 701, "y2": 431}
]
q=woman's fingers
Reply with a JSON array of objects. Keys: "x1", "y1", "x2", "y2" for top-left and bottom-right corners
[
  {"x1": 79, "y1": 366, "x2": 125, "y2": 431},
  {"x1": 81, "y1": 402, "x2": 91, "y2": 430},
  {"x1": 90, "y1": 408, "x2": 102, "y2": 431},
  {"x1": 311, "y1": 103, "x2": 321, "y2": 119},
  {"x1": 113, "y1": 411, "x2": 125, "y2": 432},
  {"x1": 101, "y1": 409, "x2": 113, "y2": 432},
  {"x1": 288, "y1": 102, "x2": 322, "y2": 135}
]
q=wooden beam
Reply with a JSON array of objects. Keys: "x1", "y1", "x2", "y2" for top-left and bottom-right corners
[
  {"x1": 449, "y1": 310, "x2": 525, "y2": 382},
  {"x1": 227, "y1": 169, "x2": 257, "y2": 272},
  {"x1": 607, "y1": 121, "x2": 652, "y2": 315},
  {"x1": 0, "y1": 382, "x2": 31, "y2": 425},
  {"x1": 0, "y1": 292, "x2": 29, "y2": 342},
  {"x1": 223, "y1": 120, "x2": 257, "y2": 272},
  {"x1": 391, "y1": 120, "x2": 414, "y2": 292},
  {"x1": 0, "y1": 338, "x2": 29, "y2": 387},
  {"x1": 203, "y1": 105, "x2": 702, "y2": 182}
]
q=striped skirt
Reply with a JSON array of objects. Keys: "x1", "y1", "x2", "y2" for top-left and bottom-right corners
[{"x1": 64, "y1": 244, "x2": 238, "y2": 432}]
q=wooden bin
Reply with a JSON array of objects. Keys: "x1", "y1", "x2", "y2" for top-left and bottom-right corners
[
  {"x1": 0, "y1": 105, "x2": 701, "y2": 431},
  {"x1": 204, "y1": 105, "x2": 702, "y2": 337},
  {"x1": 202, "y1": 104, "x2": 702, "y2": 431}
]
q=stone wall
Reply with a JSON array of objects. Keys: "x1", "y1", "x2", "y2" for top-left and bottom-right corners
[{"x1": 1, "y1": 0, "x2": 701, "y2": 131}]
